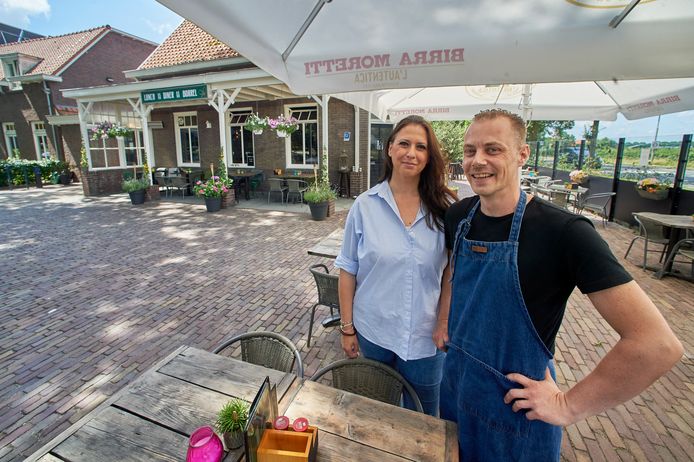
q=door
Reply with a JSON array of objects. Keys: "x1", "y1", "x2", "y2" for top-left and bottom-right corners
[{"x1": 370, "y1": 123, "x2": 392, "y2": 188}]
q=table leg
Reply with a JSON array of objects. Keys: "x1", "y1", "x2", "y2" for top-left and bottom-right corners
[{"x1": 655, "y1": 228, "x2": 684, "y2": 279}]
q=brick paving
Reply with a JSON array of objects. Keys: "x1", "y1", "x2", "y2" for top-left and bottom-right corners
[{"x1": 0, "y1": 185, "x2": 692, "y2": 461}]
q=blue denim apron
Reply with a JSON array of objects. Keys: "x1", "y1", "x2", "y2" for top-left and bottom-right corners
[{"x1": 440, "y1": 191, "x2": 562, "y2": 461}]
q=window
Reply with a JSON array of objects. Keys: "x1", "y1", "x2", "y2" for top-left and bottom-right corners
[
  {"x1": 285, "y1": 105, "x2": 319, "y2": 168},
  {"x1": 31, "y1": 121, "x2": 50, "y2": 159},
  {"x1": 228, "y1": 108, "x2": 254, "y2": 167},
  {"x1": 4, "y1": 60, "x2": 18, "y2": 77},
  {"x1": 123, "y1": 130, "x2": 145, "y2": 166},
  {"x1": 175, "y1": 112, "x2": 199, "y2": 166},
  {"x1": 88, "y1": 131, "x2": 120, "y2": 169},
  {"x1": 2, "y1": 122, "x2": 18, "y2": 157}
]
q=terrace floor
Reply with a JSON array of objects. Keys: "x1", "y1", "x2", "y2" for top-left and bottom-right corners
[{"x1": 0, "y1": 184, "x2": 692, "y2": 461}]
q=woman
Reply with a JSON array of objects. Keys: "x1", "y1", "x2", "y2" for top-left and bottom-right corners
[{"x1": 334, "y1": 115, "x2": 457, "y2": 415}]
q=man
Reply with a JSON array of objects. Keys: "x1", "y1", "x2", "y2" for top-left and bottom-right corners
[{"x1": 434, "y1": 109, "x2": 683, "y2": 461}]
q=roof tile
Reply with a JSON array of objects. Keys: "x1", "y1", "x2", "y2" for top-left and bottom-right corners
[{"x1": 138, "y1": 20, "x2": 240, "y2": 70}]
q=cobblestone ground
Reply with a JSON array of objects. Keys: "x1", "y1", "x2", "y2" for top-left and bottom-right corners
[{"x1": 0, "y1": 185, "x2": 692, "y2": 461}]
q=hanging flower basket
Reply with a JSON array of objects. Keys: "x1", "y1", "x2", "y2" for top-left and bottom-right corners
[
  {"x1": 269, "y1": 115, "x2": 299, "y2": 138},
  {"x1": 244, "y1": 114, "x2": 269, "y2": 135},
  {"x1": 636, "y1": 187, "x2": 669, "y2": 201},
  {"x1": 635, "y1": 178, "x2": 670, "y2": 201},
  {"x1": 91, "y1": 121, "x2": 131, "y2": 140}
]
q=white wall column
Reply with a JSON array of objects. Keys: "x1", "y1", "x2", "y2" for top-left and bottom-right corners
[
  {"x1": 311, "y1": 94, "x2": 331, "y2": 181},
  {"x1": 127, "y1": 98, "x2": 154, "y2": 172},
  {"x1": 77, "y1": 101, "x2": 94, "y2": 170},
  {"x1": 208, "y1": 88, "x2": 240, "y2": 169}
]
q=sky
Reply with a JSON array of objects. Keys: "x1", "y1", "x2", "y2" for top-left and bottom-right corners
[{"x1": 2, "y1": 0, "x2": 693, "y2": 142}]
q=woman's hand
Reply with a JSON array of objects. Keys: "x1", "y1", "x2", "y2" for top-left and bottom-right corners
[
  {"x1": 433, "y1": 317, "x2": 449, "y2": 352},
  {"x1": 341, "y1": 330, "x2": 360, "y2": 358}
]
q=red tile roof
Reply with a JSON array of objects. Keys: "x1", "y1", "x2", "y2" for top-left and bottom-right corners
[
  {"x1": 138, "y1": 20, "x2": 240, "y2": 70},
  {"x1": 0, "y1": 26, "x2": 110, "y2": 79}
]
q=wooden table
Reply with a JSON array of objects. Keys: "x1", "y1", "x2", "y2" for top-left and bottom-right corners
[
  {"x1": 633, "y1": 212, "x2": 694, "y2": 279},
  {"x1": 307, "y1": 228, "x2": 343, "y2": 259},
  {"x1": 27, "y1": 346, "x2": 456, "y2": 462}
]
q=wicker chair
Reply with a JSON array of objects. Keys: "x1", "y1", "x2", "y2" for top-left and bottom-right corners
[
  {"x1": 307, "y1": 264, "x2": 340, "y2": 347},
  {"x1": 624, "y1": 215, "x2": 670, "y2": 269},
  {"x1": 213, "y1": 331, "x2": 304, "y2": 377},
  {"x1": 310, "y1": 358, "x2": 424, "y2": 413},
  {"x1": 286, "y1": 179, "x2": 309, "y2": 203},
  {"x1": 267, "y1": 178, "x2": 288, "y2": 204}
]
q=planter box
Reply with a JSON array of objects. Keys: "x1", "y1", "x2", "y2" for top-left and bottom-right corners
[
  {"x1": 145, "y1": 185, "x2": 160, "y2": 201},
  {"x1": 257, "y1": 429, "x2": 311, "y2": 462}
]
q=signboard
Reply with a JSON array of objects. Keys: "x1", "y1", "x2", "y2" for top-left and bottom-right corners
[
  {"x1": 343, "y1": 131, "x2": 351, "y2": 141},
  {"x1": 141, "y1": 84, "x2": 207, "y2": 103}
]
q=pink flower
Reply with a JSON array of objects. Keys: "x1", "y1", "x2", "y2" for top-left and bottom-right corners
[{"x1": 196, "y1": 180, "x2": 202, "y2": 185}]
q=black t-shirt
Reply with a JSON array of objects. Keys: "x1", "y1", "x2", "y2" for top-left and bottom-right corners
[{"x1": 444, "y1": 196, "x2": 632, "y2": 352}]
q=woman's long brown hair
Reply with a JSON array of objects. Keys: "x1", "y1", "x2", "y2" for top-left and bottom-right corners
[{"x1": 380, "y1": 115, "x2": 458, "y2": 230}]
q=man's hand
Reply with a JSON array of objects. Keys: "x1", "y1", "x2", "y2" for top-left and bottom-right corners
[
  {"x1": 504, "y1": 368, "x2": 576, "y2": 427},
  {"x1": 341, "y1": 333, "x2": 359, "y2": 358},
  {"x1": 433, "y1": 318, "x2": 449, "y2": 352}
]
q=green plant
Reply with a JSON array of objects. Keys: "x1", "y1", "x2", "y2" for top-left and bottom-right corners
[
  {"x1": 215, "y1": 398, "x2": 249, "y2": 434},
  {"x1": 121, "y1": 177, "x2": 149, "y2": 193},
  {"x1": 193, "y1": 176, "x2": 231, "y2": 198},
  {"x1": 269, "y1": 115, "x2": 299, "y2": 136},
  {"x1": 304, "y1": 182, "x2": 337, "y2": 203},
  {"x1": 80, "y1": 143, "x2": 88, "y2": 168},
  {"x1": 244, "y1": 113, "x2": 270, "y2": 133},
  {"x1": 91, "y1": 121, "x2": 131, "y2": 140}
]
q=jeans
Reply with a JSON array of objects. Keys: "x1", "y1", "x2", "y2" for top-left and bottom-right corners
[{"x1": 357, "y1": 331, "x2": 444, "y2": 416}]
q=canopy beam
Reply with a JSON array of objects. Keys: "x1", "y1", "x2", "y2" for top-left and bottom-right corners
[{"x1": 282, "y1": 0, "x2": 331, "y2": 61}]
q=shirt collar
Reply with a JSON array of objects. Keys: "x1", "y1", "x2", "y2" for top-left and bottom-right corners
[{"x1": 370, "y1": 180, "x2": 424, "y2": 227}]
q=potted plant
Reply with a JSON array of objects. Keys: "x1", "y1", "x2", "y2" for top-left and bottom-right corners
[
  {"x1": 215, "y1": 398, "x2": 249, "y2": 450},
  {"x1": 269, "y1": 115, "x2": 299, "y2": 138},
  {"x1": 122, "y1": 177, "x2": 149, "y2": 204},
  {"x1": 244, "y1": 113, "x2": 270, "y2": 135},
  {"x1": 193, "y1": 176, "x2": 230, "y2": 212},
  {"x1": 569, "y1": 169, "x2": 589, "y2": 186},
  {"x1": 304, "y1": 182, "x2": 337, "y2": 221},
  {"x1": 635, "y1": 177, "x2": 670, "y2": 200},
  {"x1": 91, "y1": 121, "x2": 131, "y2": 140},
  {"x1": 57, "y1": 161, "x2": 72, "y2": 185}
]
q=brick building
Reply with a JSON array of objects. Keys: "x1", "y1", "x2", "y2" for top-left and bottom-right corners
[
  {"x1": 64, "y1": 21, "x2": 386, "y2": 196},
  {"x1": 0, "y1": 26, "x2": 157, "y2": 172}
]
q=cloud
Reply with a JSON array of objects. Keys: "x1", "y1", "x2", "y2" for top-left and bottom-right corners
[
  {"x1": 144, "y1": 19, "x2": 176, "y2": 39},
  {"x1": 0, "y1": 0, "x2": 50, "y2": 26}
]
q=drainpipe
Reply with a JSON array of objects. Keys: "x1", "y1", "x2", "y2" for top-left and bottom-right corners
[{"x1": 43, "y1": 80, "x2": 62, "y2": 160}]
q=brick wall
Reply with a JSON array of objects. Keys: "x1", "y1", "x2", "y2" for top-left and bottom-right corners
[
  {"x1": 80, "y1": 167, "x2": 129, "y2": 196},
  {"x1": 0, "y1": 82, "x2": 54, "y2": 160}
]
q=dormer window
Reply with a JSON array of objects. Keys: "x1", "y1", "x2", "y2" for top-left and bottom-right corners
[{"x1": 4, "y1": 60, "x2": 19, "y2": 78}]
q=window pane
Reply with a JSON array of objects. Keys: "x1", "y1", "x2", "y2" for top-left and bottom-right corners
[
  {"x1": 291, "y1": 125, "x2": 304, "y2": 164},
  {"x1": 91, "y1": 150, "x2": 106, "y2": 168},
  {"x1": 106, "y1": 149, "x2": 120, "y2": 167},
  {"x1": 125, "y1": 148, "x2": 138, "y2": 166},
  {"x1": 243, "y1": 129, "x2": 254, "y2": 166},
  {"x1": 306, "y1": 123, "x2": 318, "y2": 165},
  {"x1": 190, "y1": 129, "x2": 199, "y2": 162},
  {"x1": 181, "y1": 128, "x2": 191, "y2": 163},
  {"x1": 231, "y1": 126, "x2": 243, "y2": 164}
]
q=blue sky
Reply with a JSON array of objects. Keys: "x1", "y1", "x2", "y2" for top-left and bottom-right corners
[{"x1": 2, "y1": 0, "x2": 693, "y2": 142}]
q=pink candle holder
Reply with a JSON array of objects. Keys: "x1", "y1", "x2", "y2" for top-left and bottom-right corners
[{"x1": 186, "y1": 426, "x2": 224, "y2": 462}]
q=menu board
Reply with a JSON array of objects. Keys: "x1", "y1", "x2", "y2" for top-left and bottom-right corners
[{"x1": 243, "y1": 377, "x2": 278, "y2": 462}]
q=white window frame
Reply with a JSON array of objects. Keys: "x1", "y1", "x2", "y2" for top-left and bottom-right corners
[
  {"x1": 121, "y1": 129, "x2": 145, "y2": 167},
  {"x1": 174, "y1": 111, "x2": 200, "y2": 167},
  {"x1": 3, "y1": 122, "x2": 18, "y2": 157},
  {"x1": 87, "y1": 129, "x2": 121, "y2": 170},
  {"x1": 31, "y1": 121, "x2": 50, "y2": 160},
  {"x1": 227, "y1": 107, "x2": 255, "y2": 167},
  {"x1": 284, "y1": 103, "x2": 319, "y2": 169}
]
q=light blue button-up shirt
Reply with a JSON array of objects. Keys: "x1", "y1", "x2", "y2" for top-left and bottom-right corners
[{"x1": 335, "y1": 181, "x2": 447, "y2": 360}]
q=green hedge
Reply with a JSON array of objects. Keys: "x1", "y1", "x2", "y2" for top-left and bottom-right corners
[{"x1": 0, "y1": 158, "x2": 66, "y2": 187}]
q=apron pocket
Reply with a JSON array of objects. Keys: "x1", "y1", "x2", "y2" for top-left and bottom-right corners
[{"x1": 456, "y1": 348, "x2": 530, "y2": 439}]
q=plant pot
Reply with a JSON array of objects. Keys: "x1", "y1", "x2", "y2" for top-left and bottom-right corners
[
  {"x1": 223, "y1": 431, "x2": 245, "y2": 450},
  {"x1": 636, "y1": 187, "x2": 669, "y2": 201},
  {"x1": 276, "y1": 131, "x2": 287, "y2": 138},
  {"x1": 59, "y1": 173, "x2": 71, "y2": 185},
  {"x1": 205, "y1": 196, "x2": 222, "y2": 212},
  {"x1": 146, "y1": 185, "x2": 160, "y2": 201},
  {"x1": 308, "y1": 201, "x2": 329, "y2": 221},
  {"x1": 128, "y1": 189, "x2": 146, "y2": 205},
  {"x1": 253, "y1": 129, "x2": 263, "y2": 135}
]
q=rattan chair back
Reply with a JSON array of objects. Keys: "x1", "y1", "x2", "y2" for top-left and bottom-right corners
[
  {"x1": 310, "y1": 358, "x2": 424, "y2": 413},
  {"x1": 213, "y1": 331, "x2": 304, "y2": 377}
]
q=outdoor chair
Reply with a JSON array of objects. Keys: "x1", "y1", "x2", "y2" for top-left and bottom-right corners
[
  {"x1": 154, "y1": 168, "x2": 170, "y2": 196},
  {"x1": 310, "y1": 358, "x2": 424, "y2": 413},
  {"x1": 213, "y1": 331, "x2": 304, "y2": 377},
  {"x1": 624, "y1": 215, "x2": 670, "y2": 269},
  {"x1": 249, "y1": 171, "x2": 263, "y2": 198},
  {"x1": 658, "y1": 238, "x2": 694, "y2": 280},
  {"x1": 307, "y1": 264, "x2": 340, "y2": 347},
  {"x1": 287, "y1": 179, "x2": 309, "y2": 203},
  {"x1": 530, "y1": 183, "x2": 552, "y2": 201},
  {"x1": 168, "y1": 175, "x2": 190, "y2": 197},
  {"x1": 549, "y1": 189, "x2": 571, "y2": 209},
  {"x1": 267, "y1": 178, "x2": 288, "y2": 204},
  {"x1": 575, "y1": 192, "x2": 616, "y2": 227}
]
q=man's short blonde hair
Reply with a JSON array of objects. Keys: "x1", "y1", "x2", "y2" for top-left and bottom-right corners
[{"x1": 472, "y1": 109, "x2": 527, "y2": 145}]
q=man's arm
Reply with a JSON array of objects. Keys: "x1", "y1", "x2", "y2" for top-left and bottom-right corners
[
  {"x1": 505, "y1": 280, "x2": 683, "y2": 426},
  {"x1": 338, "y1": 269, "x2": 359, "y2": 358},
  {"x1": 433, "y1": 254, "x2": 452, "y2": 351}
]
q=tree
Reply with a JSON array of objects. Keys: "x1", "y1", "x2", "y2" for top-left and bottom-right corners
[
  {"x1": 526, "y1": 120, "x2": 575, "y2": 142},
  {"x1": 431, "y1": 120, "x2": 469, "y2": 162}
]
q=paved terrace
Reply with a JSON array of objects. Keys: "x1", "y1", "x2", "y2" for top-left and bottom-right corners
[{"x1": 0, "y1": 185, "x2": 692, "y2": 461}]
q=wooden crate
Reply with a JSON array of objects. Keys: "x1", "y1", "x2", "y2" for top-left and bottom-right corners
[{"x1": 257, "y1": 429, "x2": 311, "y2": 462}]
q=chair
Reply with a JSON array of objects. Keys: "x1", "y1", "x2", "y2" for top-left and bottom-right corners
[
  {"x1": 575, "y1": 192, "x2": 616, "y2": 227},
  {"x1": 213, "y1": 331, "x2": 304, "y2": 377},
  {"x1": 624, "y1": 215, "x2": 670, "y2": 269},
  {"x1": 549, "y1": 189, "x2": 571, "y2": 209},
  {"x1": 658, "y1": 238, "x2": 694, "y2": 279},
  {"x1": 267, "y1": 178, "x2": 288, "y2": 204},
  {"x1": 287, "y1": 179, "x2": 309, "y2": 203},
  {"x1": 154, "y1": 168, "x2": 170, "y2": 195},
  {"x1": 169, "y1": 175, "x2": 190, "y2": 197},
  {"x1": 307, "y1": 264, "x2": 340, "y2": 347},
  {"x1": 310, "y1": 358, "x2": 424, "y2": 413},
  {"x1": 249, "y1": 171, "x2": 264, "y2": 198}
]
